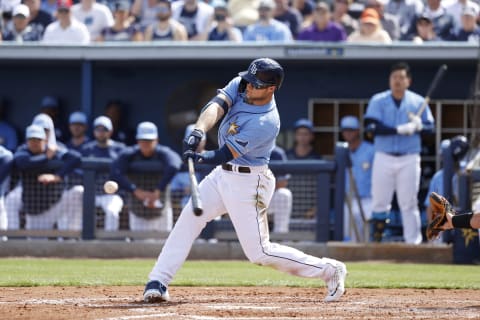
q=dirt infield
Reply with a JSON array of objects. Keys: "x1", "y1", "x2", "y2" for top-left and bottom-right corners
[{"x1": 0, "y1": 286, "x2": 479, "y2": 320}]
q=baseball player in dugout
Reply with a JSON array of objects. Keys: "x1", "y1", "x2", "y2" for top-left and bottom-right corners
[
  {"x1": 143, "y1": 58, "x2": 347, "y2": 303},
  {"x1": 111, "y1": 122, "x2": 182, "y2": 231},
  {"x1": 364, "y1": 62, "x2": 434, "y2": 244}
]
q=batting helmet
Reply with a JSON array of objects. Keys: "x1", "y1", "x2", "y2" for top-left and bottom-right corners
[
  {"x1": 450, "y1": 135, "x2": 469, "y2": 161},
  {"x1": 238, "y1": 58, "x2": 284, "y2": 90}
]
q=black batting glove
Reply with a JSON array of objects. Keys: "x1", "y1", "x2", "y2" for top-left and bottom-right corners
[
  {"x1": 183, "y1": 129, "x2": 204, "y2": 153},
  {"x1": 182, "y1": 150, "x2": 202, "y2": 163}
]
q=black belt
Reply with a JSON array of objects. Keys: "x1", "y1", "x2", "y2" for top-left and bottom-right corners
[
  {"x1": 222, "y1": 163, "x2": 251, "y2": 173},
  {"x1": 386, "y1": 152, "x2": 408, "y2": 157}
]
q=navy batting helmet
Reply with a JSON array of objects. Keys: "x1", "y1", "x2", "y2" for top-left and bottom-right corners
[
  {"x1": 238, "y1": 58, "x2": 284, "y2": 90},
  {"x1": 450, "y1": 135, "x2": 469, "y2": 161}
]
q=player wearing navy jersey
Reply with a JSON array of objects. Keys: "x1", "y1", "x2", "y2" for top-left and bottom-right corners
[
  {"x1": 111, "y1": 122, "x2": 182, "y2": 231},
  {"x1": 143, "y1": 58, "x2": 347, "y2": 303},
  {"x1": 81, "y1": 116, "x2": 125, "y2": 231}
]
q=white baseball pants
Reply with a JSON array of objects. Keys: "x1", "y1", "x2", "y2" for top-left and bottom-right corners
[
  {"x1": 371, "y1": 152, "x2": 422, "y2": 244},
  {"x1": 95, "y1": 194, "x2": 123, "y2": 231},
  {"x1": 149, "y1": 165, "x2": 340, "y2": 286}
]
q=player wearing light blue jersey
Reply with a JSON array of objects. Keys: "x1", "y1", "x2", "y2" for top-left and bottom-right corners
[
  {"x1": 365, "y1": 62, "x2": 435, "y2": 244},
  {"x1": 143, "y1": 58, "x2": 347, "y2": 303}
]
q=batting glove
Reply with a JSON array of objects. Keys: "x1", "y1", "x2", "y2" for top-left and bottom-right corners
[
  {"x1": 396, "y1": 122, "x2": 416, "y2": 135},
  {"x1": 182, "y1": 150, "x2": 201, "y2": 163},
  {"x1": 409, "y1": 115, "x2": 423, "y2": 132},
  {"x1": 183, "y1": 129, "x2": 204, "y2": 153}
]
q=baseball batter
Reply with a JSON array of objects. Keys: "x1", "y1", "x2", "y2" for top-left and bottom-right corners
[
  {"x1": 365, "y1": 62, "x2": 434, "y2": 244},
  {"x1": 143, "y1": 58, "x2": 347, "y2": 303}
]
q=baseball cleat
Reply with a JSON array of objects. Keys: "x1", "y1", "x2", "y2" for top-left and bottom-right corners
[
  {"x1": 143, "y1": 280, "x2": 170, "y2": 303},
  {"x1": 324, "y1": 262, "x2": 347, "y2": 302}
]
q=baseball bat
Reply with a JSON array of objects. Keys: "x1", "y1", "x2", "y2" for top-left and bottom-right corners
[
  {"x1": 188, "y1": 158, "x2": 203, "y2": 216},
  {"x1": 410, "y1": 64, "x2": 448, "y2": 119}
]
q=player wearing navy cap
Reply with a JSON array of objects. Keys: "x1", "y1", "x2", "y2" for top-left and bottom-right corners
[{"x1": 143, "y1": 58, "x2": 347, "y2": 303}]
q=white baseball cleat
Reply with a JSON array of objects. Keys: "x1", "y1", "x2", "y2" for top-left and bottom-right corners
[
  {"x1": 143, "y1": 280, "x2": 170, "y2": 303},
  {"x1": 324, "y1": 262, "x2": 347, "y2": 302}
]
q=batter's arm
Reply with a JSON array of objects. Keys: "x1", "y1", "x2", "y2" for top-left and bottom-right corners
[{"x1": 195, "y1": 93, "x2": 231, "y2": 133}]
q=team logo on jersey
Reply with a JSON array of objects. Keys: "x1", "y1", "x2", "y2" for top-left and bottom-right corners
[{"x1": 227, "y1": 121, "x2": 239, "y2": 135}]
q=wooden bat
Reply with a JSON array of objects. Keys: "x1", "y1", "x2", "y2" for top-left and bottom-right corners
[
  {"x1": 409, "y1": 64, "x2": 448, "y2": 120},
  {"x1": 188, "y1": 158, "x2": 203, "y2": 216}
]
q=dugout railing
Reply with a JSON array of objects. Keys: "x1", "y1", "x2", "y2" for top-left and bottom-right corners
[{"x1": 0, "y1": 145, "x2": 350, "y2": 242}]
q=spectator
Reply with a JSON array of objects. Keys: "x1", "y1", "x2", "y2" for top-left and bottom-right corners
[
  {"x1": 81, "y1": 116, "x2": 125, "y2": 231},
  {"x1": 14, "y1": 124, "x2": 83, "y2": 231},
  {"x1": 97, "y1": 0, "x2": 143, "y2": 42},
  {"x1": 131, "y1": 0, "x2": 162, "y2": 29},
  {"x1": 287, "y1": 118, "x2": 321, "y2": 160},
  {"x1": 104, "y1": 100, "x2": 135, "y2": 145},
  {"x1": 297, "y1": 1, "x2": 346, "y2": 42},
  {"x1": 449, "y1": 5, "x2": 480, "y2": 42},
  {"x1": 227, "y1": 0, "x2": 258, "y2": 29},
  {"x1": 111, "y1": 122, "x2": 182, "y2": 231},
  {"x1": 144, "y1": 0, "x2": 188, "y2": 41},
  {"x1": 445, "y1": 0, "x2": 479, "y2": 33},
  {"x1": 332, "y1": 0, "x2": 358, "y2": 36},
  {"x1": 206, "y1": 0, "x2": 242, "y2": 41},
  {"x1": 2, "y1": 4, "x2": 42, "y2": 42},
  {"x1": 412, "y1": 14, "x2": 441, "y2": 43},
  {"x1": 243, "y1": 0, "x2": 293, "y2": 42},
  {"x1": 347, "y1": 8, "x2": 392, "y2": 43},
  {"x1": 367, "y1": 0, "x2": 400, "y2": 41},
  {"x1": 268, "y1": 145, "x2": 292, "y2": 233},
  {"x1": 171, "y1": 0, "x2": 214, "y2": 40},
  {"x1": 0, "y1": 98, "x2": 18, "y2": 152},
  {"x1": 384, "y1": 0, "x2": 423, "y2": 40},
  {"x1": 364, "y1": 62, "x2": 435, "y2": 244},
  {"x1": 405, "y1": 0, "x2": 455, "y2": 40},
  {"x1": 40, "y1": 0, "x2": 58, "y2": 16},
  {"x1": 292, "y1": 0, "x2": 316, "y2": 28},
  {"x1": 1, "y1": 0, "x2": 21, "y2": 36},
  {"x1": 66, "y1": 111, "x2": 90, "y2": 152},
  {"x1": 0, "y1": 146, "x2": 13, "y2": 240},
  {"x1": 24, "y1": 0, "x2": 53, "y2": 36},
  {"x1": 71, "y1": 0, "x2": 114, "y2": 40},
  {"x1": 340, "y1": 115, "x2": 374, "y2": 242},
  {"x1": 273, "y1": 0, "x2": 303, "y2": 38},
  {"x1": 43, "y1": 0, "x2": 90, "y2": 44}
]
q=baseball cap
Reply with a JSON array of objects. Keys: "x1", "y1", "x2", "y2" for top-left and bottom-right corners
[
  {"x1": 32, "y1": 113, "x2": 53, "y2": 130},
  {"x1": 316, "y1": 2, "x2": 330, "y2": 12},
  {"x1": 57, "y1": 0, "x2": 72, "y2": 10},
  {"x1": 294, "y1": 118, "x2": 314, "y2": 131},
  {"x1": 69, "y1": 111, "x2": 87, "y2": 125},
  {"x1": 211, "y1": 0, "x2": 227, "y2": 9},
  {"x1": 417, "y1": 13, "x2": 432, "y2": 23},
  {"x1": 136, "y1": 121, "x2": 158, "y2": 140},
  {"x1": 340, "y1": 116, "x2": 360, "y2": 130},
  {"x1": 12, "y1": 4, "x2": 30, "y2": 18},
  {"x1": 462, "y1": 5, "x2": 479, "y2": 17},
  {"x1": 40, "y1": 95, "x2": 59, "y2": 109},
  {"x1": 113, "y1": 0, "x2": 130, "y2": 11},
  {"x1": 258, "y1": 0, "x2": 275, "y2": 9},
  {"x1": 26, "y1": 124, "x2": 46, "y2": 140},
  {"x1": 360, "y1": 8, "x2": 380, "y2": 25},
  {"x1": 184, "y1": 124, "x2": 206, "y2": 141},
  {"x1": 93, "y1": 116, "x2": 113, "y2": 131}
]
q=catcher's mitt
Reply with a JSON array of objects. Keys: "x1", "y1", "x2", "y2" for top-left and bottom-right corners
[{"x1": 426, "y1": 192, "x2": 455, "y2": 241}]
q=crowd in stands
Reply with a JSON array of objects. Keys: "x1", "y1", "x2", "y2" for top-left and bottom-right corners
[{"x1": 0, "y1": 0, "x2": 479, "y2": 44}]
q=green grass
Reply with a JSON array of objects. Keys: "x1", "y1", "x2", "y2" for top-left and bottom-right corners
[{"x1": 0, "y1": 259, "x2": 479, "y2": 289}]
